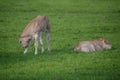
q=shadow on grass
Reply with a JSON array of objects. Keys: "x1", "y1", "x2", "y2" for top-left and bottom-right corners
[
  {"x1": 0, "y1": 48, "x2": 74, "y2": 65},
  {"x1": 0, "y1": 51, "x2": 33, "y2": 64},
  {"x1": 0, "y1": 47, "x2": 116, "y2": 65}
]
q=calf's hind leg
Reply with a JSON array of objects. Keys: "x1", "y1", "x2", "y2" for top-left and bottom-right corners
[
  {"x1": 39, "y1": 32, "x2": 45, "y2": 53},
  {"x1": 46, "y1": 32, "x2": 50, "y2": 52}
]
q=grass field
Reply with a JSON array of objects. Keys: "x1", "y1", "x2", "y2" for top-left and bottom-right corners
[{"x1": 0, "y1": 0, "x2": 120, "y2": 80}]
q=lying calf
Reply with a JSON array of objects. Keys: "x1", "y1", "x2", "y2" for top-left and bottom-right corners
[{"x1": 74, "y1": 39, "x2": 112, "y2": 52}]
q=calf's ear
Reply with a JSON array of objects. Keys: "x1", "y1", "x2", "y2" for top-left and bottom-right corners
[
  {"x1": 99, "y1": 38, "x2": 103, "y2": 40},
  {"x1": 99, "y1": 38, "x2": 104, "y2": 42}
]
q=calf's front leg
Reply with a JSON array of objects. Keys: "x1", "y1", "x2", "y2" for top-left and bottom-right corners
[
  {"x1": 34, "y1": 34, "x2": 39, "y2": 55},
  {"x1": 24, "y1": 48, "x2": 28, "y2": 54}
]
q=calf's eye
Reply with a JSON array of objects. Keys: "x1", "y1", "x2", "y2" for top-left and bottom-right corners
[
  {"x1": 27, "y1": 39, "x2": 31, "y2": 43},
  {"x1": 19, "y1": 41, "x2": 21, "y2": 44}
]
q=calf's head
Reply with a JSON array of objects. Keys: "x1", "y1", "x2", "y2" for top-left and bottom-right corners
[
  {"x1": 100, "y1": 39, "x2": 112, "y2": 49},
  {"x1": 19, "y1": 35, "x2": 31, "y2": 48}
]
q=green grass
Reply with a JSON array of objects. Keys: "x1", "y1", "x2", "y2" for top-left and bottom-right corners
[{"x1": 0, "y1": 0, "x2": 120, "y2": 80}]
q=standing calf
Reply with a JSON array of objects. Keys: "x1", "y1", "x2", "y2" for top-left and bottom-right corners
[
  {"x1": 19, "y1": 16, "x2": 50, "y2": 55},
  {"x1": 74, "y1": 39, "x2": 112, "y2": 52}
]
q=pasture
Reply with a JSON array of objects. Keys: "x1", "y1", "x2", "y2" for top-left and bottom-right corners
[{"x1": 0, "y1": 0, "x2": 120, "y2": 80}]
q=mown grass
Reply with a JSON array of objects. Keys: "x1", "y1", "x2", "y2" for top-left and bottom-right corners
[{"x1": 0, "y1": 0, "x2": 120, "y2": 80}]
